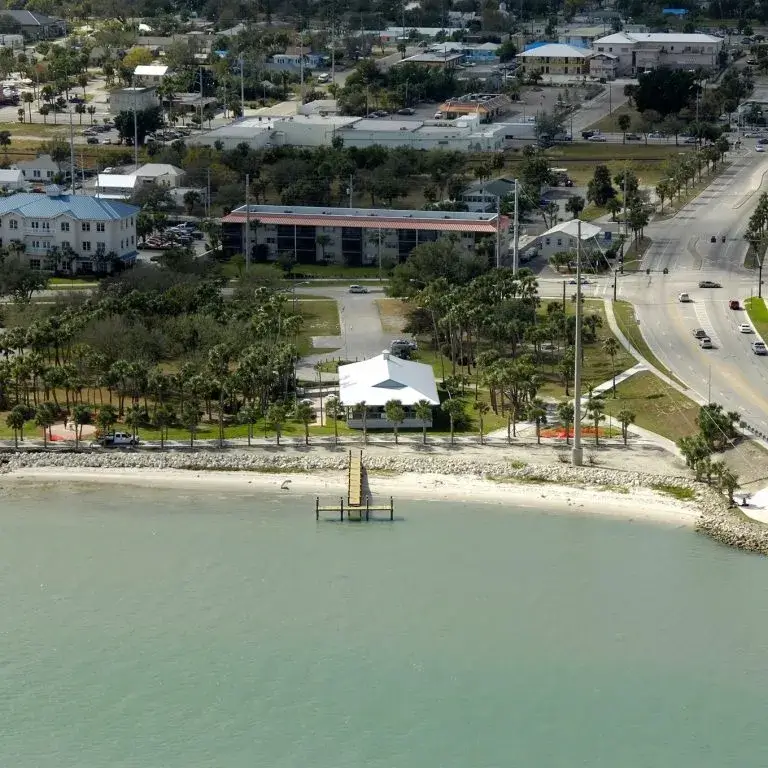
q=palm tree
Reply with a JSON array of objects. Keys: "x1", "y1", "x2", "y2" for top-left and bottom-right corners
[
  {"x1": 267, "y1": 401, "x2": 287, "y2": 445},
  {"x1": 34, "y1": 401, "x2": 56, "y2": 448},
  {"x1": 442, "y1": 398, "x2": 464, "y2": 446},
  {"x1": 316, "y1": 232, "x2": 332, "y2": 263},
  {"x1": 125, "y1": 404, "x2": 143, "y2": 441},
  {"x1": 6, "y1": 405, "x2": 26, "y2": 448},
  {"x1": 602, "y1": 337, "x2": 620, "y2": 396},
  {"x1": 556, "y1": 401, "x2": 574, "y2": 445},
  {"x1": 474, "y1": 401, "x2": 490, "y2": 445},
  {"x1": 96, "y1": 403, "x2": 117, "y2": 438},
  {"x1": 384, "y1": 399, "x2": 405, "y2": 444},
  {"x1": 72, "y1": 403, "x2": 92, "y2": 448},
  {"x1": 86, "y1": 104, "x2": 96, "y2": 124},
  {"x1": 565, "y1": 195, "x2": 585, "y2": 219},
  {"x1": 182, "y1": 402, "x2": 200, "y2": 447},
  {"x1": 22, "y1": 91, "x2": 33, "y2": 123},
  {"x1": 355, "y1": 400, "x2": 368, "y2": 445},
  {"x1": 39, "y1": 104, "x2": 50, "y2": 123},
  {"x1": 325, "y1": 396, "x2": 343, "y2": 446},
  {"x1": 719, "y1": 467, "x2": 740, "y2": 505},
  {"x1": 414, "y1": 399, "x2": 432, "y2": 444},
  {"x1": 153, "y1": 404, "x2": 174, "y2": 448},
  {"x1": 238, "y1": 403, "x2": 259, "y2": 447},
  {"x1": 586, "y1": 394, "x2": 605, "y2": 446},
  {"x1": 617, "y1": 112, "x2": 631, "y2": 142},
  {"x1": 616, "y1": 409, "x2": 636, "y2": 445},
  {"x1": 528, "y1": 399, "x2": 547, "y2": 444},
  {"x1": 294, "y1": 400, "x2": 314, "y2": 445},
  {"x1": 0, "y1": 130, "x2": 11, "y2": 159}
]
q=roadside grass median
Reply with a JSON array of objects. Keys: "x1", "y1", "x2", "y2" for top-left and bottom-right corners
[{"x1": 745, "y1": 296, "x2": 768, "y2": 339}]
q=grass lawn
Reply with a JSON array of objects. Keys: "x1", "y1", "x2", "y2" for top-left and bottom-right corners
[
  {"x1": 745, "y1": 297, "x2": 768, "y2": 339},
  {"x1": 296, "y1": 299, "x2": 340, "y2": 355},
  {"x1": 621, "y1": 236, "x2": 651, "y2": 272},
  {"x1": 291, "y1": 264, "x2": 384, "y2": 279},
  {"x1": 581, "y1": 204, "x2": 608, "y2": 221},
  {"x1": 376, "y1": 298, "x2": 408, "y2": 334},
  {"x1": 586, "y1": 103, "x2": 640, "y2": 134},
  {"x1": 656, "y1": 163, "x2": 731, "y2": 219},
  {"x1": 613, "y1": 299, "x2": 683, "y2": 384},
  {"x1": 0, "y1": 121, "x2": 69, "y2": 136},
  {"x1": 602, "y1": 370, "x2": 700, "y2": 442}
]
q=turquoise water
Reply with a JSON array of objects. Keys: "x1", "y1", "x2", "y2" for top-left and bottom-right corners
[{"x1": 1, "y1": 482, "x2": 767, "y2": 767}]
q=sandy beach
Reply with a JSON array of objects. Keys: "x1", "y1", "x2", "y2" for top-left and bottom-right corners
[{"x1": 4, "y1": 466, "x2": 700, "y2": 527}]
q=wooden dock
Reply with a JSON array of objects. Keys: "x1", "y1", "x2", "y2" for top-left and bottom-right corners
[{"x1": 316, "y1": 450, "x2": 394, "y2": 522}]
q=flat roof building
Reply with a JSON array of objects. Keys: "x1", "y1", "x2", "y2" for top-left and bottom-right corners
[{"x1": 221, "y1": 204, "x2": 509, "y2": 267}]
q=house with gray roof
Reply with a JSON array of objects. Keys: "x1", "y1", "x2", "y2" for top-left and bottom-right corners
[
  {"x1": 0, "y1": 10, "x2": 65, "y2": 39},
  {"x1": 12, "y1": 154, "x2": 66, "y2": 185},
  {"x1": 0, "y1": 188, "x2": 139, "y2": 274}
]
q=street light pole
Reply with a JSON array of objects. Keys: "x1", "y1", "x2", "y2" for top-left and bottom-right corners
[
  {"x1": 572, "y1": 218, "x2": 583, "y2": 467},
  {"x1": 512, "y1": 178, "x2": 519, "y2": 273}
]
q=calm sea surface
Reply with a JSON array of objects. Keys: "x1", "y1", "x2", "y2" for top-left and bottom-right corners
[{"x1": 1, "y1": 482, "x2": 767, "y2": 767}]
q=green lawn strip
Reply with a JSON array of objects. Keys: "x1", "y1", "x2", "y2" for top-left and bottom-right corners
[
  {"x1": 295, "y1": 299, "x2": 341, "y2": 356},
  {"x1": 601, "y1": 370, "x2": 700, "y2": 442},
  {"x1": 745, "y1": 297, "x2": 768, "y2": 340},
  {"x1": 656, "y1": 164, "x2": 730, "y2": 220},
  {"x1": 585, "y1": 103, "x2": 639, "y2": 134},
  {"x1": 621, "y1": 236, "x2": 651, "y2": 273},
  {"x1": 581, "y1": 204, "x2": 607, "y2": 221},
  {"x1": 290, "y1": 265, "x2": 383, "y2": 279},
  {"x1": 613, "y1": 299, "x2": 682, "y2": 385},
  {"x1": 651, "y1": 482, "x2": 696, "y2": 500}
]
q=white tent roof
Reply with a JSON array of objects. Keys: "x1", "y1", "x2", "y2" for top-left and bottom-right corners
[
  {"x1": 0, "y1": 169, "x2": 22, "y2": 183},
  {"x1": 134, "y1": 64, "x2": 168, "y2": 77},
  {"x1": 542, "y1": 219, "x2": 602, "y2": 240},
  {"x1": 97, "y1": 173, "x2": 137, "y2": 189},
  {"x1": 338, "y1": 352, "x2": 440, "y2": 407}
]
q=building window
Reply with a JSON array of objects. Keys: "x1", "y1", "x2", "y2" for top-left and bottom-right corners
[
  {"x1": 557, "y1": 238, "x2": 562, "y2": 246},
  {"x1": 81, "y1": 222, "x2": 90, "y2": 232},
  {"x1": 130, "y1": 235, "x2": 134, "y2": 245},
  {"x1": 545, "y1": 238, "x2": 551, "y2": 245},
  {"x1": 9, "y1": 219, "x2": 17, "y2": 229},
  {"x1": 30, "y1": 259, "x2": 41, "y2": 270},
  {"x1": 61, "y1": 221, "x2": 69, "y2": 231},
  {"x1": 31, "y1": 240, "x2": 40, "y2": 249},
  {"x1": 82, "y1": 241, "x2": 91, "y2": 251},
  {"x1": 120, "y1": 240, "x2": 124, "y2": 249},
  {"x1": 42, "y1": 221, "x2": 50, "y2": 231},
  {"x1": 96, "y1": 222, "x2": 105, "y2": 232},
  {"x1": 97, "y1": 242, "x2": 105, "y2": 253},
  {"x1": 61, "y1": 240, "x2": 69, "y2": 249},
  {"x1": 31, "y1": 221, "x2": 39, "y2": 229},
  {"x1": 33, "y1": 170, "x2": 40, "y2": 178}
]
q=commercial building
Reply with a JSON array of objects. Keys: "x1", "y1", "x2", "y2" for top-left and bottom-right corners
[
  {"x1": 423, "y1": 41, "x2": 501, "y2": 63},
  {"x1": 220, "y1": 204, "x2": 509, "y2": 266},
  {"x1": 0, "y1": 188, "x2": 138, "y2": 273},
  {"x1": 134, "y1": 163, "x2": 185, "y2": 188},
  {"x1": 591, "y1": 32, "x2": 723, "y2": 75},
  {"x1": 339, "y1": 351, "x2": 440, "y2": 430},
  {"x1": 438, "y1": 93, "x2": 512, "y2": 120},
  {"x1": 192, "y1": 113, "x2": 507, "y2": 152},
  {"x1": 458, "y1": 177, "x2": 516, "y2": 212},
  {"x1": 558, "y1": 26, "x2": 609, "y2": 49},
  {"x1": 589, "y1": 53, "x2": 618, "y2": 80},
  {"x1": 109, "y1": 86, "x2": 159, "y2": 114},
  {"x1": 96, "y1": 174, "x2": 138, "y2": 199},
  {"x1": 270, "y1": 52, "x2": 326, "y2": 69},
  {"x1": 397, "y1": 52, "x2": 464, "y2": 69},
  {"x1": 518, "y1": 43, "x2": 593, "y2": 76}
]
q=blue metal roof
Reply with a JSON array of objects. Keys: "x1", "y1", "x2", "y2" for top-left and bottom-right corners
[
  {"x1": 0, "y1": 193, "x2": 138, "y2": 220},
  {"x1": 662, "y1": 7, "x2": 688, "y2": 13},
  {"x1": 523, "y1": 41, "x2": 550, "y2": 51}
]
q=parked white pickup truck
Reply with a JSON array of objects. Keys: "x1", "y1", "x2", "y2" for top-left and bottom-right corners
[{"x1": 101, "y1": 432, "x2": 138, "y2": 447}]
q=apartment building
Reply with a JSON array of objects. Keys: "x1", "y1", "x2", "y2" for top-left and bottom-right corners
[
  {"x1": 592, "y1": 32, "x2": 723, "y2": 75},
  {"x1": 221, "y1": 205, "x2": 509, "y2": 266},
  {"x1": 518, "y1": 43, "x2": 592, "y2": 76},
  {"x1": 0, "y1": 188, "x2": 139, "y2": 274}
]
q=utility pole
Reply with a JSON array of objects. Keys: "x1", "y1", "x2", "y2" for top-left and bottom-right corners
[
  {"x1": 512, "y1": 178, "x2": 519, "y2": 273},
  {"x1": 495, "y1": 194, "x2": 501, "y2": 268},
  {"x1": 199, "y1": 67, "x2": 204, "y2": 134},
  {"x1": 68, "y1": 107, "x2": 76, "y2": 194},
  {"x1": 348, "y1": 174, "x2": 354, "y2": 207},
  {"x1": 240, "y1": 54, "x2": 245, "y2": 114},
  {"x1": 562, "y1": 279, "x2": 566, "y2": 312},
  {"x1": 572, "y1": 218, "x2": 583, "y2": 467},
  {"x1": 244, "y1": 173, "x2": 250, "y2": 270},
  {"x1": 206, "y1": 167, "x2": 211, "y2": 218},
  {"x1": 132, "y1": 75, "x2": 138, "y2": 169},
  {"x1": 622, "y1": 168, "x2": 628, "y2": 239}
]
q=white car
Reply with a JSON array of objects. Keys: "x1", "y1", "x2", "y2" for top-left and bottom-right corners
[
  {"x1": 752, "y1": 341, "x2": 767, "y2": 355},
  {"x1": 739, "y1": 323, "x2": 754, "y2": 333},
  {"x1": 348, "y1": 284, "x2": 368, "y2": 294},
  {"x1": 757, "y1": 145, "x2": 765, "y2": 153},
  {"x1": 678, "y1": 292, "x2": 692, "y2": 303}
]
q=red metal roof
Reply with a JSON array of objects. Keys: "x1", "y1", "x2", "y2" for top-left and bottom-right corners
[{"x1": 221, "y1": 212, "x2": 509, "y2": 234}]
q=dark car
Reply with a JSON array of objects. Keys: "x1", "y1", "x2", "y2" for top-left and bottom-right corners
[
  {"x1": 692, "y1": 328, "x2": 708, "y2": 338},
  {"x1": 581, "y1": 129, "x2": 596, "y2": 139},
  {"x1": 397, "y1": 107, "x2": 415, "y2": 115},
  {"x1": 698, "y1": 280, "x2": 722, "y2": 288},
  {"x1": 729, "y1": 299, "x2": 740, "y2": 310},
  {"x1": 710, "y1": 235, "x2": 717, "y2": 242},
  {"x1": 86, "y1": 136, "x2": 98, "y2": 144},
  {"x1": 625, "y1": 133, "x2": 641, "y2": 141}
]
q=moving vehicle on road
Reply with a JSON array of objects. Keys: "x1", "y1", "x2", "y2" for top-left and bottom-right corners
[
  {"x1": 678, "y1": 292, "x2": 692, "y2": 302},
  {"x1": 348, "y1": 285, "x2": 368, "y2": 294},
  {"x1": 588, "y1": 134, "x2": 607, "y2": 142},
  {"x1": 397, "y1": 107, "x2": 415, "y2": 115},
  {"x1": 699, "y1": 337, "x2": 713, "y2": 349},
  {"x1": 752, "y1": 341, "x2": 767, "y2": 355},
  {"x1": 569, "y1": 277, "x2": 589, "y2": 285},
  {"x1": 692, "y1": 328, "x2": 708, "y2": 338},
  {"x1": 729, "y1": 299, "x2": 740, "y2": 310},
  {"x1": 698, "y1": 280, "x2": 722, "y2": 288},
  {"x1": 739, "y1": 323, "x2": 754, "y2": 333},
  {"x1": 710, "y1": 235, "x2": 717, "y2": 242}
]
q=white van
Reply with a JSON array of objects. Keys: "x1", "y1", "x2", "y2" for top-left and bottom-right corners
[{"x1": 678, "y1": 292, "x2": 692, "y2": 303}]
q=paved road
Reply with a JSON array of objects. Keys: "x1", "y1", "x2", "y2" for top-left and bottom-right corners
[{"x1": 604, "y1": 146, "x2": 768, "y2": 435}]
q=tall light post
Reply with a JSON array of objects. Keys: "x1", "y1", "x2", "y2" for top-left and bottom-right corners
[{"x1": 572, "y1": 218, "x2": 583, "y2": 467}]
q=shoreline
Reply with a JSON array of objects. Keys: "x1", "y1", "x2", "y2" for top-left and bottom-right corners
[
  {"x1": 4, "y1": 450, "x2": 768, "y2": 548},
  {"x1": 3, "y1": 460, "x2": 700, "y2": 528}
]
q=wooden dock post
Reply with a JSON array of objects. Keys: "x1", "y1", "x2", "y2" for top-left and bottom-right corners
[
  {"x1": 340, "y1": 497, "x2": 344, "y2": 522},
  {"x1": 365, "y1": 496, "x2": 370, "y2": 521},
  {"x1": 390, "y1": 496, "x2": 394, "y2": 521},
  {"x1": 316, "y1": 496, "x2": 319, "y2": 521}
]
